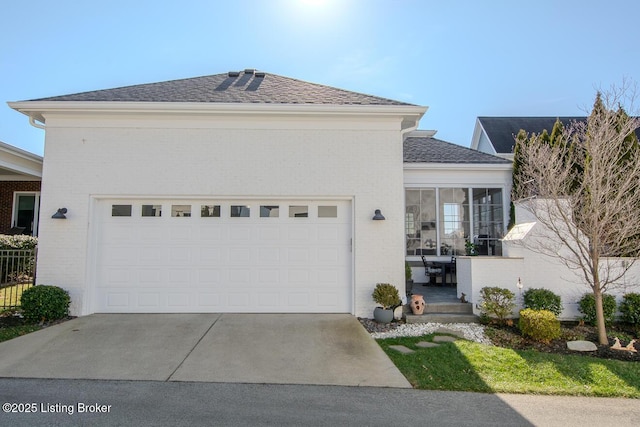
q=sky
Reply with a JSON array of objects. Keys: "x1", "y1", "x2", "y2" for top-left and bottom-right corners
[{"x1": 2, "y1": 0, "x2": 639, "y2": 156}]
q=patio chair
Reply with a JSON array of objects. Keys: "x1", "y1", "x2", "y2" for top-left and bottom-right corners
[{"x1": 421, "y1": 255, "x2": 442, "y2": 285}]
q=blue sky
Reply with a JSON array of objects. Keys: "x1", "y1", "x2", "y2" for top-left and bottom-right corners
[{"x1": 2, "y1": 0, "x2": 639, "y2": 156}]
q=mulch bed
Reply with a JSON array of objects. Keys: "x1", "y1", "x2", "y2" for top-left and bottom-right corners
[
  {"x1": 485, "y1": 322, "x2": 640, "y2": 362},
  {"x1": 0, "y1": 311, "x2": 75, "y2": 328},
  {"x1": 359, "y1": 315, "x2": 639, "y2": 362}
]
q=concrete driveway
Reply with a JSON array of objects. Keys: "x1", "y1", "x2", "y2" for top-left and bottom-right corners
[{"x1": 0, "y1": 314, "x2": 410, "y2": 388}]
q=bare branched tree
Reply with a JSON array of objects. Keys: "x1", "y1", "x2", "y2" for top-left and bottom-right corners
[{"x1": 513, "y1": 81, "x2": 640, "y2": 344}]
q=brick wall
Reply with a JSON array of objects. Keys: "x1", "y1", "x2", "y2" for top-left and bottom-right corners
[{"x1": 0, "y1": 181, "x2": 41, "y2": 233}]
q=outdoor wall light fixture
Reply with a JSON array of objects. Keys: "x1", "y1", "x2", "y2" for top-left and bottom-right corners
[
  {"x1": 52, "y1": 208, "x2": 68, "y2": 219},
  {"x1": 372, "y1": 209, "x2": 386, "y2": 220},
  {"x1": 516, "y1": 277, "x2": 523, "y2": 291}
]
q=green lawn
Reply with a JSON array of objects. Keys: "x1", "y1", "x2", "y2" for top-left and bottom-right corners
[{"x1": 378, "y1": 334, "x2": 640, "y2": 398}]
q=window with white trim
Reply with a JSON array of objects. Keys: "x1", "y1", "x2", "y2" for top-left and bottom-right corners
[
  {"x1": 405, "y1": 187, "x2": 504, "y2": 256},
  {"x1": 12, "y1": 192, "x2": 40, "y2": 236}
]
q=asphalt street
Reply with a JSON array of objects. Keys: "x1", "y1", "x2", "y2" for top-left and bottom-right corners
[{"x1": 1, "y1": 378, "x2": 639, "y2": 426}]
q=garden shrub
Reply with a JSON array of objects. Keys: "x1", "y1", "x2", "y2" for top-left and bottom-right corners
[
  {"x1": 0, "y1": 234, "x2": 38, "y2": 250},
  {"x1": 371, "y1": 283, "x2": 401, "y2": 309},
  {"x1": 518, "y1": 308, "x2": 561, "y2": 343},
  {"x1": 479, "y1": 286, "x2": 515, "y2": 323},
  {"x1": 20, "y1": 285, "x2": 70, "y2": 323},
  {"x1": 0, "y1": 234, "x2": 38, "y2": 283},
  {"x1": 577, "y1": 292, "x2": 617, "y2": 326},
  {"x1": 620, "y1": 293, "x2": 640, "y2": 326},
  {"x1": 523, "y1": 288, "x2": 562, "y2": 317}
]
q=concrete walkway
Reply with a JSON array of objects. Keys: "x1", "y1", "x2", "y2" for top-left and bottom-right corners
[{"x1": 0, "y1": 313, "x2": 410, "y2": 388}]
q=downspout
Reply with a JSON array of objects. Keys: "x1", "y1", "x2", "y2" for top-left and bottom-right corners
[
  {"x1": 400, "y1": 117, "x2": 420, "y2": 138},
  {"x1": 29, "y1": 116, "x2": 45, "y2": 130}
]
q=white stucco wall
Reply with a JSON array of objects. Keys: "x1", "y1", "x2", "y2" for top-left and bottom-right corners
[
  {"x1": 456, "y1": 256, "x2": 525, "y2": 315},
  {"x1": 502, "y1": 217, "x2": 640, "y2": 319},
  {"x1": 36, "y1": 110, "x2": 410, "y2": 317},
  {"x1": 459, "y1": 204, "x2": 640, "y2": 320}
]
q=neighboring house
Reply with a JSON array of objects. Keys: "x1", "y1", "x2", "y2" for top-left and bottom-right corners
[
  {"x1": 470, "y1": 116, "x2": 583, "y2": 160},
  {"x1": 0, "y1": 140, "x2": 42, "y2": 235},
  {"x1": 9, "y1": 69, "x2": 427, "y2": 317}
]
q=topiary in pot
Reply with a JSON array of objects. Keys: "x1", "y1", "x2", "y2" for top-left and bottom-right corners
[
  {"x1": 372, "y1": 283, "x2": 401, "y2": 323},
  {"x1": 20, "y1": 285, "x2": 70, "y2": 324}
]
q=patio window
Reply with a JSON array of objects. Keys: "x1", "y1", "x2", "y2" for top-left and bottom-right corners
[
  {"x1": 472, "y1": 188, "x2": 504, "y2": 256},
  {"x1": 439, "y1": 188, "x2": 469, "y2": 256},
  {"x1": 405, "y1": 187, "x2": 504, "y2": 256},
  {"x1": 405, "y1": 189, "x2": 437, "y2": 255}
]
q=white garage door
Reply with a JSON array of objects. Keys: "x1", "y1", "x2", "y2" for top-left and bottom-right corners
[{"x1": 92, "y1": 199, "x2": 352, "y2": 313}]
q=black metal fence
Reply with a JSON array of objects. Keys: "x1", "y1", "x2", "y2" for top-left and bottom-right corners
[{"x1": 0, "y1": 248, "x2": 37, "y2": 310}]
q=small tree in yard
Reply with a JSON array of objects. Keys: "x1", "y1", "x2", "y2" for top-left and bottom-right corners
[{"x1": 512, "y1": 81, "x2": 640, "y2": 344}]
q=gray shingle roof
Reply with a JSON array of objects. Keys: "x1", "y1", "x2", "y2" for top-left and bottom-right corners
[
  {"x1": 404, "y1": 136, "x2": 511, "y2": 164},
  {"x1": 478, "y1": 116, "x2": 640, "y2": 154},
  {"x1": 478, "y1": 117, "x2": 584, "y2": 154},
  {"x1": 28, "y1": 69, "x2": 415, "y2": 106}
]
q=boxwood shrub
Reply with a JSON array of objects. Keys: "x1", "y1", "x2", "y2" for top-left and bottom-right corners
[
  {"x1": 20, "y1": 285, "x2": 70, "y2": 323},
  {"x1": 518, "y1": 308, "x2": 561, "y2": 343},
  {"x1": 577, "y1": 292, "x2": 617, "y2": 326},
  {"x1": 523, "y1": 288, "x2": 562, "y2": 317},
  {"x1": 479, "y1": 286, "x2": 515, "y2": 323},
  {"x1": 620, "y1": 293, "x2": 640, "y2": 326}
]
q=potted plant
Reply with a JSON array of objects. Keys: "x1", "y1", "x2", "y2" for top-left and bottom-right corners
[
  {"x1": 405, "y1": 261, "x2": 413, "y2": 296},
  {"x1": 372, "y1": 283, "x2": 402, "y2": 323}
]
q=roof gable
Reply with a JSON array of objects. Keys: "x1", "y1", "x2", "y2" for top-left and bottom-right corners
[
  {"x1": 477, "y1": 116, "x2": 584, "y2": 154},
  {"x1": 27, "y1": 69, "x2": 415, "y2": 106}
]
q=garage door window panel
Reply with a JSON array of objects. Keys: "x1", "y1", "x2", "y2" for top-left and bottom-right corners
[
  {"x1": 201, "y1": 205, "x2": 220, "y2": 217},
  {"x1": 112, "y1": 205, "x2": 132, "y2": 217},
  {"x1": 260, "y1": 205, "x2": 280, "y2": 217},
  {"x1": 318, "y1": 206, "x2": 337, "y2": 218},
  {"x1": 171, "y1": 205, "x2": 191, "y2": 217},
  {"x1": 289, "y1": 205, "x2": 308, "y2": 218},
  {"x1": 142, "y1": 205, "x2": 162, "y2": 217},
  {"x1": 230, "y1": 205, "x2": 250, "y2": 217}
]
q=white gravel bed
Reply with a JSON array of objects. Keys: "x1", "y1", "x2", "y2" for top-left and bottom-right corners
[{"x1": 370, "y1": 322, "x2": 492, "y2": 345}]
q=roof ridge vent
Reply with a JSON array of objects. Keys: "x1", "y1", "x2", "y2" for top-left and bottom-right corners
[{"x1": 228, "y1": 71, "x2": 240, "y2": 77}]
